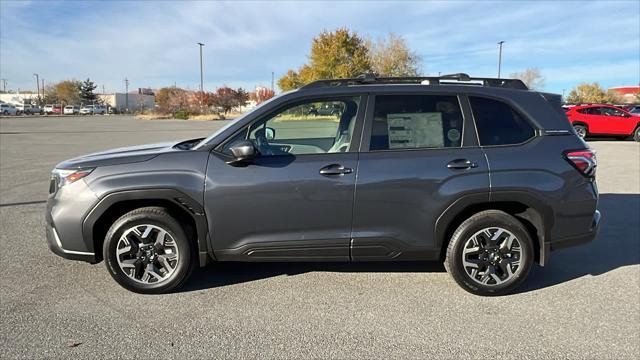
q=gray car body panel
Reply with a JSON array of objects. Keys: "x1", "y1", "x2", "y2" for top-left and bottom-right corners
[{"x1": 46, "y1": 83, "x2": 599, "y2": 268}]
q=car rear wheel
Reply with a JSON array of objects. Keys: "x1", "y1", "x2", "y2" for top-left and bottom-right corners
[
  {"x1": 573, "y1": 124, "x2": 587, "y2": 139},
  {"x1": 444, "y1": 210, "x2": 534, "y2": 296},
  {"x1": 103, "y1": 207, "x2": 195, "y2": 294}
]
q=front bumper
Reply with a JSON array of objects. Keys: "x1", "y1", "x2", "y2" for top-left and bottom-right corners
[
  {"x1": 542, "y1": 209, "x2": 601, "y2": 264},
  {"x1": 46, "y1": 177, "x2": 99, "y2": 263},
  {"x1": 46, "y1": 222, "x2": 96, "y2": 262}
]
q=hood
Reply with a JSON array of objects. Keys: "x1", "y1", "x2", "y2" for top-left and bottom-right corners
[{"x1": 55, "y1": 138, "x2": 202, "y2": 169}]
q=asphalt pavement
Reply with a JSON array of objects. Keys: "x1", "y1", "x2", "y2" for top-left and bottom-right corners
[{"x1": 1, "y1": 115, "x2": 638, "y2": 359}]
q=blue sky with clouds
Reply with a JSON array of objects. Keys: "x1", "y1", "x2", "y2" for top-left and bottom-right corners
[{"x1": 1, "y1": 0, "x2": 638, "y2": 95}]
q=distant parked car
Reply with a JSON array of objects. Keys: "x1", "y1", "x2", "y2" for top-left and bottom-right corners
[
  {"x1": 44, "y1": 104, "x2": 63, "y2": 115},
  {"x1": 308, "y1": 103, "x2": 342, "y2": 116},
  {"x1": 80, "y1": 105, "x2": 107, "y2": 115},
  {"x1": 0, "y1": 103, "x2": 18, "y2": 115},
  {"x1": 64, "y1": 105, "x2": 79, "y2": 115},
  {"x1": 565, "y1": 104, "x2": 639, "y2": 141},
  {"x1": 107, "y1": 106, "x2": 119, "y2": 114},
  {"x1": 15, "y1": 103, "x2": 41, "y2": 115}
]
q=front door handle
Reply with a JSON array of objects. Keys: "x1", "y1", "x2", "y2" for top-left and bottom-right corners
[
  {"x1": 319, "y1": 164, "x2": 353, "y2": 176},
  {"x1": 447, "y1": 159, "x2": 478, "y2": 170}
]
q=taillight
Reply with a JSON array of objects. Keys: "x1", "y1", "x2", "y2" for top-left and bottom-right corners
[{"x1": 564, "y1": 149, "x2": 596, "y2": 177}]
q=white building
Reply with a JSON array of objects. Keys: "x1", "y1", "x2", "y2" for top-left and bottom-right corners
[
  {"x1": 97, "y1": 93, "x2": 155, "y2": 112},
  {"x1": 0, "y1": 93, "x2": 39, "y2": 105}
]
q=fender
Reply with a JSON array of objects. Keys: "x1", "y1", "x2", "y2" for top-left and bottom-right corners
[
  {"x1": 434, "y1": 190, "x2": 554, "y2": 266},
  {"x1": 82, "y1": 188, "x2": 210, "y2": 266}
]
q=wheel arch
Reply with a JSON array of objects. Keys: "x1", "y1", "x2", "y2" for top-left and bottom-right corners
[
  {"x1": 435, "y1": 192, "x2": 553, "y2": 266},
  {"x1": 82, "y1": 189, "x2": 212, "y2": 266}
]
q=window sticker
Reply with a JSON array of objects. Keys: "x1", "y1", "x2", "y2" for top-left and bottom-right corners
[{"x1": 387, "y1": 112, "x2": 444, "y2": 149}]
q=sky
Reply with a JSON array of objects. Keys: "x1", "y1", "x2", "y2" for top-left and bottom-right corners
[{"x1": 1, "y1": 0, "x2": 639, "y2": 95}]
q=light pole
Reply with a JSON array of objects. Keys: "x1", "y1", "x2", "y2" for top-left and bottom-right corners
[
  {"x1": 497, "y1": 41, "x2": 505, "y2": 78},
  {"x1": 1, "y1": 79, "x2": 7, "y2": 92},
  {"x1": 124, "y1": 77, "x2": 129, "y2": 112},
  {"x1": 271, "y1": 71, "x2": 275, "y2": 92},
  {"x1": 197, "y1": 42, "x2": 205, "y2": 109},
  {"x1": 33, "y1": 73, "x2": 40, "y2": 102}
]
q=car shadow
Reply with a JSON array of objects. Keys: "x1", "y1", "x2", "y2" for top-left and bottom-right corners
[
  {"x1": 519, "y1": 193, "x2": 639, "y2": 293},
  {"x1": 181, "y1": 193, "x2": 639, "y2": 293}
]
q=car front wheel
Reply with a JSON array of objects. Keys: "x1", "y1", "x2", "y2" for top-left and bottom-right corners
[
  {"x1": 103, "y1": 207, "x2": 195, "y2": 294},
  {"x1": 633, "y1": 127, "x2": 640, "y2": 142},
  {"x1": 445, "y1": 210, "x2": 534, "y2": 296}
]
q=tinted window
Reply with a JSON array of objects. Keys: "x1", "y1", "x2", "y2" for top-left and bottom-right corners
[
  {"x1": 601, "y1": 107, "x2": 626, "y2": 117},
  {"x1": 469, "y1": 97, "x2": 535, "y2": 146},
  {"x1": 369, "y1": 95, "x2": 463, "y2": 151}
]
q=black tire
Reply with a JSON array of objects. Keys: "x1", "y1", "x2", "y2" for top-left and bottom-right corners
[
  {"x1": 444, "y1": 210, "x2": 534, "y2": 296},
  {"x1": 633, "y1": 127, "x2": 640, "y2": 142},
  {"x1": 573, "y1": 124, "x2": 587, "y2": 139},
  {"x1": 103, "y1": 206, "x2": 195, "y2": 294}
]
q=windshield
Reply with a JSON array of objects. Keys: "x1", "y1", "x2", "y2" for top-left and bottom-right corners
[{"x1": 193, "y1": 95, "x2": 280, "y2": 149}]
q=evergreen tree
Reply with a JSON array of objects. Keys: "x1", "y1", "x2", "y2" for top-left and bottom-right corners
[{"x1": 80, "y1": 78, "x2": 97, "y2": 103}]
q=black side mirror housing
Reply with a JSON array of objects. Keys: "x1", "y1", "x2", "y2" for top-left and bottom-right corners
[{"x1": 227, "y1": 140, "x2": 257, "y2": 166}]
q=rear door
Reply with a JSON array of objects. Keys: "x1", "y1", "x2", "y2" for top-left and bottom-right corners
[{"x1": 351, "y1": 92, "x2": 490, "y2": 261}]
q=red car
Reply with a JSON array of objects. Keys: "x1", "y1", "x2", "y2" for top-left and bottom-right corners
[{"x1": 565, "y1": 104, "x2": 640, "y2": 141}]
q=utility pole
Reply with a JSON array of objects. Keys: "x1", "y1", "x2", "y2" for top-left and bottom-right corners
[
  {"x1": 124, "y1": 77, "x2": 129, "y2": 112},
  {"x1": 41, "y1": 79, "x2": 45, "y2": 105},
  {"x1": 497, "y1": 41, "x2": 505, "y2": 78},
  {"x1": 197, "y1": 42, "x2": 205, "y2": 109},
  {"x1": 33, "y1": 73, "x2": 40, "y2": 102},
  {"x1": 271, "y1": 71, "x2": 274, "y2": 92},
  {"x1": 1, "y1": 79, "x2": 7, "y2": 92}
]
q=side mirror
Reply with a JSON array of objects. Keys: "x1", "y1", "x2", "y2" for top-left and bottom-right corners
[
  {"x1": 264, "y1": 127, "x2": 275, "y2": 140},
  {"x1": 227, "y1": 140, "x2": 257, "y2": 165}
]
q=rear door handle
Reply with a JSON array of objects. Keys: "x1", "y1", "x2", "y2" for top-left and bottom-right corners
[
  {"x1": 447, "y1": 159, "x2": 478, "y2": 170},
  {"x1": 319, "y1": 164, "x2": 353, "y2": 176}
]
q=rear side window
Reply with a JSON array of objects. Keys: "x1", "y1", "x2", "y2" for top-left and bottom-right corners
[
  {"x1": 370, "y1": 95, "x2": 463, "y2": 151},
  {"x1": 469, "y1": 97, "x2": 535, "y2": 146}
]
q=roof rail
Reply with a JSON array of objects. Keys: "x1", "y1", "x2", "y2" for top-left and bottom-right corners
[{"x1": 300, "y1": 73, "x2": 528, "y2": 90}]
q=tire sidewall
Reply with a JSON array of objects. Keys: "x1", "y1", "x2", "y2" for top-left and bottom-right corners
[
  {"x1": 573, "y1": 124, "x2": 587, "y2": 139},
  {"x1": 103, "y1": 210, "x2": 192, "y2": 294},
  {"x1": 447, "y1": 212, "x2": 534, "y2": 296}
]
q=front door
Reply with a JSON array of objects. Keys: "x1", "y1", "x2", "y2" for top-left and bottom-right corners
[
  {"x1": 351, "y1": 93, "x2": 490, "y2": 261},
  {"x1": 204, "y1": 95, "x2": 365, "y2": 261}
]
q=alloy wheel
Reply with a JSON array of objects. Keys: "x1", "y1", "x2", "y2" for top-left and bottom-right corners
[
  {"x1": 116, "y1": 224, "x2": 179, "y2": 284},
  {"x1": 461, "y1": 227, "x2": 524, "y2": 286}
]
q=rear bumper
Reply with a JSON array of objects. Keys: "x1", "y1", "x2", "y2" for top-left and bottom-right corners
[{"x1": 542, "y1": 210, "x2": 601, "y2": 263}]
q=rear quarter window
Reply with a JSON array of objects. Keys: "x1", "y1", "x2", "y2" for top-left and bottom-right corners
[{"x1": 469, "y1": 97, "x2": 535, "y2": 146}]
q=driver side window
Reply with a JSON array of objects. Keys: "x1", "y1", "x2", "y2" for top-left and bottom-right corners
[{"x1": 224, "y1": 97, "x2": 361, "y2": 156}]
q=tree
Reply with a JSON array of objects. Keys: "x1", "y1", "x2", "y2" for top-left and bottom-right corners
[
  {"x1": 509, "y1": 68, "x2": 545, "y2": 90},
  {"x1": 155, "y1": 87, "x2": 190, "y2": 114},
  {"x1": 80, "y1": 78, "x2": 97, "y2": 104},
  {"x1": 210, "y1": 87, "x2": 249, "y2": 113},
  {"x1": 53, "y1": 80, "x2": 82, "y2": 105},
  {"x1": 566, "y1": 83, "x2": 622, "y2": 104},
  {"x1": 278, "y1": 28, "x2": 372, "y2": 91},
  {"x1": 366, "y1": 33, "x2": 421, "y2": 77},
  {"x1": 250, "y1": 87, "x2": 276, "y2": 104}
]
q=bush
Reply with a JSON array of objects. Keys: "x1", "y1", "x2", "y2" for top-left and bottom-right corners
[{"x1": 173, "y1": 109, "x2": 190, "y2": 120}]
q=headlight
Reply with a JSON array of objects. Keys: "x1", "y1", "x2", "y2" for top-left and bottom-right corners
[{"x1": 52, "y1": 168, "x2": 94, "y2": 188}]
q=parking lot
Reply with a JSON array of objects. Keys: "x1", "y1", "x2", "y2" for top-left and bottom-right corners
[{"x1": 1, "y1": 115, "x2": 638, "y2": 359}]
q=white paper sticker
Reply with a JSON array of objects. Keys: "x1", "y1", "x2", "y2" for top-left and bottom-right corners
[{"x1": 387, "y1": 112, "x2": 444, "y2": 149}]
